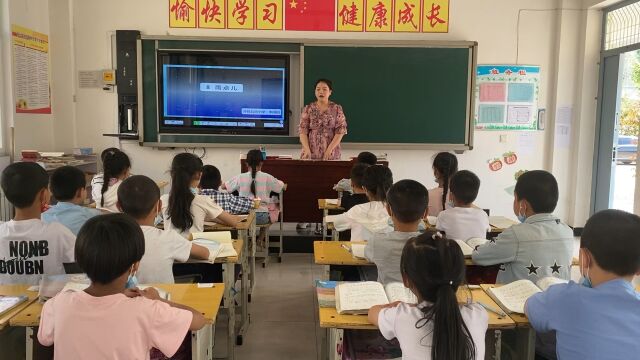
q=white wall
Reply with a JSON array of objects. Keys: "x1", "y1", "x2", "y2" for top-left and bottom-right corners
[{"x1": 17, "y1": 0, "x2": 610, "y2": 226}]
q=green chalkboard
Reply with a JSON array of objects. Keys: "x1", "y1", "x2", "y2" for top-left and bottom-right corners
[
  {"x1": 303, "y1": 45, "x2": 473, "y2": 145},
  {"x1": 140, "y1": 39, "x2": 475, "y2": 147}
]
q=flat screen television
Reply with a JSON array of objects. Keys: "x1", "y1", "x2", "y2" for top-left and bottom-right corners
[{"x1": 157, "y1": 51, "x2": 290, "y2": 136}]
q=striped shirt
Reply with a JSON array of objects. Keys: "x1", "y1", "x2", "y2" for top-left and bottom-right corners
[{"x1": 224, "y1": 171, "x2": 284, "y2": 204}]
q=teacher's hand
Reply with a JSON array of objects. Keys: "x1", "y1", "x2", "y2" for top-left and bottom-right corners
[
  {"x1": 301, "y1": 147, "x2": 311, "y2": 160},
  {"x1": 322, "y1": 147, "x2": 335, "y2": 160}
]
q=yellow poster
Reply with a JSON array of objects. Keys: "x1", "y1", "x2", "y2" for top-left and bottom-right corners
[
  {"x1": 337, "y1": 0, "x2": 364, "y2": 32},
  {"x1": 169, "y1": 0, "x2": 197, "y2": 28},
  {"x1": 199, "y1": 0, "x2": 225, "y2": 29},
  {"x1": 393, "y1": 0, "x2": 420, "y2": 32},
  {"x1": 422, "y1": 0, "x2": 449, "y2": 33},
  {"x1": 366, "y1": 0, "x2": 392, "y2": 32},
  {"x1": 228, "y1": 0, "x2": 255, "y2": 29},
  {"x1": 257, "y1": 0, "x2": 283, "y2": 30},
  {"x1": 11, "y1": 25, "x2": 51, "y2": 114}
]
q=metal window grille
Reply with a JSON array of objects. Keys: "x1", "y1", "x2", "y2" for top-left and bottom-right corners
[{"x1": 605, "y1": 2, "x2": 640, "y2": 51}]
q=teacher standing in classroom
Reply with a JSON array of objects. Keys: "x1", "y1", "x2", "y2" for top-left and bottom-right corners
[{"x1": 299, "y1": 79, "x2": 348, "y2": 160}]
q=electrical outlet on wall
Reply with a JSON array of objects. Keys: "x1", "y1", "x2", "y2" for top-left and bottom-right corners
[{"x1": 499, "y1": 134, "x2": 508, "y2": 143}]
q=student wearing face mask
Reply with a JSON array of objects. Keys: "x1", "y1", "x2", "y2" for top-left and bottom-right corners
[
  {"x1": 472, "y1": 170, "x2": 573, "y2": 284},
  {"x1": 37, "y1": 213, "x2": 206, "y2": 359},
  {"x1": 117, "y1": 175, "x2": 210, "y2": 284},
  {"x1": 525, "y1": 210, "x2": 640, "y2": 360}
]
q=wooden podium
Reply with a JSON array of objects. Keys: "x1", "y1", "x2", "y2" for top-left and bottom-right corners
[{"x1": 240, "y1": 159, "x2": 386, "y2": 223}]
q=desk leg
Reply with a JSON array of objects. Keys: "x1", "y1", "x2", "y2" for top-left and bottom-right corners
[
  {"x1": 223, "y1": 263, "x2": 235, "y2": 360},
  {"x1": 515, "y1": 326, "x2": 535, "y2": 360},
  {"x1": 322, "y1": 209, "x2": 328, "y2": 241},
  {"x1": 26, "y1": 326, "x2": 34, "y2": 360},
  {"x1": 192, "y1": 324, "x2": 214, "y2": 360},
  {"x1": 327, "y1": 328, "x2": 343, "y2": 360},
  {"x1": 236, "y1": 251, "x2": 250, "y2": 344}
]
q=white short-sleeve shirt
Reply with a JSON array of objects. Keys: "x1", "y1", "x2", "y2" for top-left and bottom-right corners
[
  {"x1": 436, "y1": 207, "x2": 490, "y2": 241},
  {"x1": 137, "y1": 226, "x2": 193, "y2": 284},
  {"x1": 0, "y1": 219, "x2": 76, "y2": 285},
  {"x1": 325, "y1": 201, "x2": 391, "y2": 241},
  {"x1": 93, "y1": 178, "x2": 123, "y2": 213},
  {"x1": 378, "y1": 302, "x2": 488, "y2": 360},
  {"x1": 161, "y1": 194, "x2": 224, "y2": 238}
]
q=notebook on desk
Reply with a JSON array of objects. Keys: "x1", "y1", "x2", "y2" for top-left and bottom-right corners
[
  {"x1": 486, "y1": 277, "x2": 568, "y2": 314},
  {"x1": 0, "y1": 295, "x2": 29, "y2": 317},
  {"x1": 335, "y1": 282, "x2": 418, "y2": 315}
]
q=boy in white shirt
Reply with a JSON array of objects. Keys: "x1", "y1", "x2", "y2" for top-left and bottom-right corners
[
  {"x1": 117, "y1": 175, "x2": 210, "y2": 284},
  {"x1": 436, "y1": 170, "x2": 490, "y2": 241},
  {"x1": 0, "y1": 162, "x2": 75, "y2": 285}
]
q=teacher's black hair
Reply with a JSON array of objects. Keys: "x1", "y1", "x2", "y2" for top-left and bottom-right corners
[
  {"x1": 76, "y1": 213, "x2": 144, "y2": 285},
  {"x1": 100, "y1": 150, "x2": 131, "y2": 207},
  {"x1": 401, "y1": 232, "x2": 476, "y2": 360},
  {"x1": 361, "y1": 165, "x2": 393, "y2": 202},
  {"x1": 246, "y1": 149, "x2": 264, "y2": 197},
  {"x1": 167, "y1": 152, "x2": 203, "y2": 233},
  {"x1": 432, "y1": 152, "x2": 458, "y2": 211},
  {"x1": 315, "y1": 78, "x2": 333, "y2": 91}
]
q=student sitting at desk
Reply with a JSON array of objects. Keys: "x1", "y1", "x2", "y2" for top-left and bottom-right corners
[
  {"x1": 118, "y1": 175, "x2": 210, "y2": 284},
  {"x1": 368, "y1": 232, "x2": 488, "y2": 360},
  {"x1": 427, "y1": 152, "x2": 458, "y2": 217},
  {"x1": 162, "y1": 153, "x2": 241, "y2": 239},
  {"x1": 364, "y1": 180, "x2": 427, "y2": 285},
  {"x1": 38, "y1": 214, "x2": 206, "y2": 359},
  {"x1": 92, "y1": 148, "x2": 131, "y2": 213},
  {"x1": 472, "y1": 170, "x2": 573, "y2": 284},
  {"x1": 525, "y1": 210, "x2": 640, "y2": 360},
  {"x1": 0, "y1": 163, "x2": 75, "y2": 285},
  {"x1": 334, "y1": 151, "x2": 378, "y2": 193},
  {"x1": 326, "y1": 165, "x2": 393, "y2": 242},
  {"x1": 339, "y1": 163, "x2": 371, "y2": 211},
  {"x1": 199, "y1": 164, "x2": 253, "y2": 215},
  {"x1": 435, "y1": 170, "x2": 490, "y2": 241},
  {"x1": 43, "y1": 166, "x2": 102, "y2": 235}
]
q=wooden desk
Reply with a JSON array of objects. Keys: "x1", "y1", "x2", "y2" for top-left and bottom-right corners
[
  {"x1": 10, "y1": 284, "x2": 225, "y2": 360},
  {"x1": 0, "y1": 285, "x2": 38, "y2": 331},
  {"x1": 481, "y1": 284, "x2": 534, "y2": 360},
  {"x1": 318, "y1": 287, "x2": 516, "y2": 360},
  {"x1": 240, "y1": 159, "x2": 387, "y2": 222}
]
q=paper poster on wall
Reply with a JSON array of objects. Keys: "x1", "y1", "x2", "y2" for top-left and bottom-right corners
[
  {"x1": 11, "y1": 25, "x2": 51, "y2": 114},
  {"x1": 475, "y1": 65, "x2": 540, "y2": 130}
]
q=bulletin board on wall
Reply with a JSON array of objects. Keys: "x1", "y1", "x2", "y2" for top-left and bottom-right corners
[
  {"x1": 474, "y1": 65, "x2": 540, "y2": 131},
  {"x1": 139, "y1": 37, "x2": 477, "y2": 149}
]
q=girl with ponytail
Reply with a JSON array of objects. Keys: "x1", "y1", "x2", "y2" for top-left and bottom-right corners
[
  {"x1": 428, "y1": 152, "x2": 458, "y2": 217},
  {"x1": 162, "y1": 153, "x2": 241, "y2": 238},
  {"x1": 92, "y1": 149, "x2": 131, "y2": 213},
  {"x1": 368, "y1": 232, "x2": 488, "y2": 360},
  {"x1": 325, "y1": 165, "x2": 393, "y2": 241},
  {"x1": 224, "y1": 149, "x2": 285, "y2": 245}
]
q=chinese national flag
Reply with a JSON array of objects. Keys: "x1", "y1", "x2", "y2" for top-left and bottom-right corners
[{"x1": 285, "y1": 0, "x2": 335, "y2": 31}]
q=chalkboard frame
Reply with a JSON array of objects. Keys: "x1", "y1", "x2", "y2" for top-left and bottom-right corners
[{"x1": 137, "y1": 36, "x2": 477, "y2": 150}]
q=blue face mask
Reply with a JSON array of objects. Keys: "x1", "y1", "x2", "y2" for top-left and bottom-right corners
[
  {"x1": 153, "y1": 213, "x2": 163, "y2": 226},
  {"x1": 125, "y1": 272, "x2": 138, "y2": 289},
  {"x1": 579, "y1": 275, "x2": 592, "y2": 288},
  {"x1": 517, "y1": 214, "x2": 527, "y2": 223},
  {"x1": 190, "y1": 187, "x2": 198, "y2": 195},
  {"x1": 447, "y1": 200, "x2": 455, "y2": 209}
]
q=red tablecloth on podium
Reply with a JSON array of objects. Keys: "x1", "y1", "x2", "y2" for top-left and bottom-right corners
[{"x1": 240, "y1": 159, "x2": 389, "y2": 223}]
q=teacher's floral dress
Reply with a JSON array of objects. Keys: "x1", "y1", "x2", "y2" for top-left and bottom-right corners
[{"x1": 298, "y1": 102, "x2": 348, "y2": 160}]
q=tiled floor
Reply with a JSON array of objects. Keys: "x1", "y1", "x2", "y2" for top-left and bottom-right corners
[{"x1": 214, "y1": 254, "x2": 324, "y2": 360}]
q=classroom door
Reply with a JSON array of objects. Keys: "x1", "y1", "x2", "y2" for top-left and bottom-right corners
[{"x1": 593, "y1": 51, "x2": 640, "y2": 214}]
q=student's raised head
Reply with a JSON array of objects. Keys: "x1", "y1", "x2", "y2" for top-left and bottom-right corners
[
  {"x1": 1, "y1": 162, "x2": 49, "y2": 210},
  {"x1": 350, "y1": 163, "x2": 369, "y2": 191},
  {"x1": 50, "y1": 166, "x2": 87, "y2": 204},
  {"x1": 449, "y1": 170, "x2": 480, "y2": 206},
  {"x1": 200, "y1": 165, "x2": 222, "y2": 189},
  {"x1": 168, "y1": 152, "x2": 203, "y2": 232},
  {"x1": 117, "y1": 175, "x2": 160, "y2": 221},
  {"x1": 361, "y1": 165, "x2": 393, "y2": 202},
  {"x1": 580, "y1": 209, "x2": 640, "y2": 281},
  {"x1": 356, "y1": 152, "x2": 377, "y2": 166},
  {"x1": 513, "y1": 170, "x2": 558, "y2": 219},
  {"x1": 401, "y1": 231, "x2": 475, "y2": 359},
  {"x1": 432, "y1": 152, "x2": 458, "y2": 211},
  {"x1": 101, "y1": 150, "x2": 131, "y2": 207},
  {"x1": 386, "y1": 179, "x2": 428, "y2": 224},
  {"x1": 246, "y1": 149, "x2": 264, "y2": 197},
  {"x1": 76, "y1": 213, "x2": 145, "y2": 285}
]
